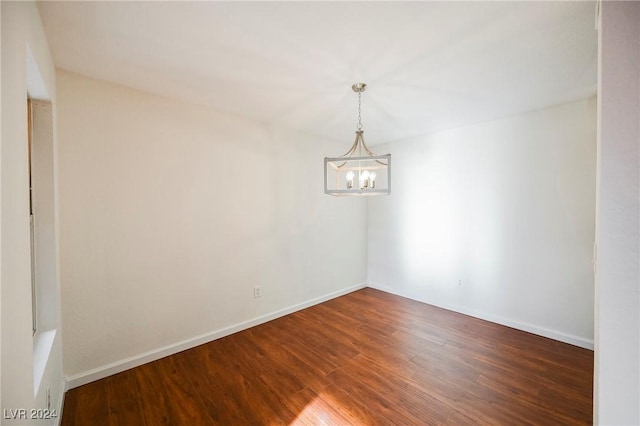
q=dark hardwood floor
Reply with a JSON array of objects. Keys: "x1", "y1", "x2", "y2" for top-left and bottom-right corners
[{"x1": 61, "y1": 288, "x2": 593, "y2": 425}]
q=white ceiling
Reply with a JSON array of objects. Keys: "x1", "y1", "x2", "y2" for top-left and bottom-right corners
[{"x1": 38, "y1": 1, "x2": 597, "y2": 145}]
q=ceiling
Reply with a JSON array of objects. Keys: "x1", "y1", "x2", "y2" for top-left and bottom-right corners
[{"x1": 38, "y1": 1, "x2": 597, "y2": 145}]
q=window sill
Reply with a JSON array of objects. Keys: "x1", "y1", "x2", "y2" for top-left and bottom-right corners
[{"x1": 33, "y1": 329, "x2": 56, "y2": 396}]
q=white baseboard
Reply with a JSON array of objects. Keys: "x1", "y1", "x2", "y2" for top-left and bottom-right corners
[
  {"x1": 367, "y1": 282, "x2": 594, "y2": 350},
  {"x1": 65, "y1": 280, "x2": 591, "y2": 391},
  {"x1": 65, "y1": 282, "x2": 366, "y2": 389}
]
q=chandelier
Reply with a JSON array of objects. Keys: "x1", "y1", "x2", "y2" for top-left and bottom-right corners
[{"x1": 324, "y1": 83, "x2": 391, "y2": 196}]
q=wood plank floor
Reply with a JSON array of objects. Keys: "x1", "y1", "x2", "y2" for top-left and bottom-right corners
[{"x1": 61, "y1": 288, "x2": 593, "y2": 425}]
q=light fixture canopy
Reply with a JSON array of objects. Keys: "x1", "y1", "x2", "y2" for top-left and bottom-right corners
[{"x1": 324, "y1": 83, "x2": 391, "y2": 196}]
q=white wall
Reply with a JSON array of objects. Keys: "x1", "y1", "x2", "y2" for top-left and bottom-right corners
[
  {"x1": 0, "y1": 0, "x2": 3, "y2": 411},
  {"x1": 368, "y1": 98, "x2": 596, "y2": 349},
  {"x1": 594, "y1": 1, "x2": 640, "y2": 424},
  {"x1": 56, "y1": 71, "x2": 367, "y2": 384},
  {"x1": 1, "y1": 1, "x2": 64, "y2": 424}
]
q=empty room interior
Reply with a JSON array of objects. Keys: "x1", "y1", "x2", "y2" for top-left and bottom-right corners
[{"x1": 1, "y1": 1, "x2": 639, "y2": 425}]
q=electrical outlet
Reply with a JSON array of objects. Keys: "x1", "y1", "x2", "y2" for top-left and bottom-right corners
[
  {"x1": 253, "y1": 286, "x2": 261, "y2": 298},
  {"x1": 46, "y1": 386, "x2": 51, "y2": 411},
  {"x1": 458, "y1": 280, "x2": 462, "y2": 286}
]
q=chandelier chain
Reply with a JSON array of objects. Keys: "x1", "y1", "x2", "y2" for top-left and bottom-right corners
[{"x1": 357, "y1": 91, "x2": 363, "y2": 131}]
